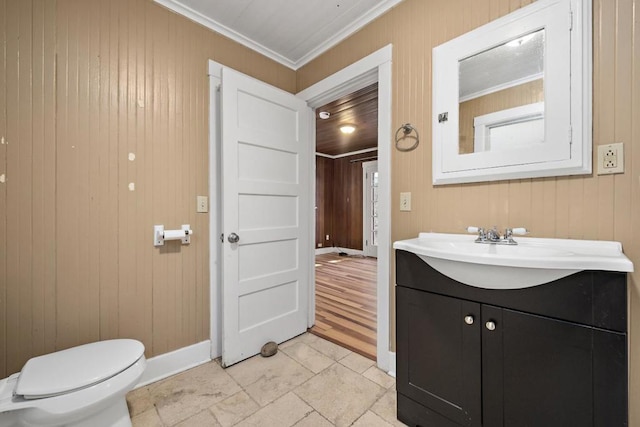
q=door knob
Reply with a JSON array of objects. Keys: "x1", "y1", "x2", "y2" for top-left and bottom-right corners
[
  {"x1": 228, "y1": 232, "x2": 240, "y2": 243},
  {"x1": 485, "y1": 321, "x2": 496, "y2": 331},
  {"x1": 464, "y1": 315, "x2": 474, "y2": 325}
]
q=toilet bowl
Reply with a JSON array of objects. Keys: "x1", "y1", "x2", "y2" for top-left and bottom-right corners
[{"x1": 0, "y1": 339, "x2": 146, "y2": 427}]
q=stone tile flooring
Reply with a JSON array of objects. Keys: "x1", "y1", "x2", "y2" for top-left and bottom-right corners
[{"x1": 127, "y1": 333, "x2": 404, "y2": 427}]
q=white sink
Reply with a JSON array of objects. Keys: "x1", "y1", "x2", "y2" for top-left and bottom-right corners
[{"x1": 393, "y1": 233, "x2": 634, "y2": 289}]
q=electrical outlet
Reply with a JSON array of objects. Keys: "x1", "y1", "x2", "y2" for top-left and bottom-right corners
[
  {"x1": 597, "y1": 143, "x2": 624, "y2": 175},
  {"x1": 400, "y1": 192, "x2": 412, "y2": 211},
  {"x1": 196, "y1": 196, "x2": 208, "y2": 213}
]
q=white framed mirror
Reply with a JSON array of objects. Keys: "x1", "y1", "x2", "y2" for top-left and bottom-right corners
[{"x1": 432, "y1": 0, "x2": 592, "y2": 185}]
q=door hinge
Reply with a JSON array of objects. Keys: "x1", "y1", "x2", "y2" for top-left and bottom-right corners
[
  {"x1": 568, "y1": 10, "x2": 573, "y2": 31},
  {"x1": 568, "y1": 126, "x2": 573, "y2": 144}
]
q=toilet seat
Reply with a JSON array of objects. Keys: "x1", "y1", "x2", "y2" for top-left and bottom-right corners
[{"x1": 16, "y1": 339, "x2": 144, "y2": 399}]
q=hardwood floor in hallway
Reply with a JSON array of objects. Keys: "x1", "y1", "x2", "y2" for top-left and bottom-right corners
[{"x1": 310, "y1": 253, "x2": 377, "y2": 360}]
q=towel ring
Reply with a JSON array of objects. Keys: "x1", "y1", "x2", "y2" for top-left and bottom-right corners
[{"x1": 395, "y1": 123, "x2": 419, "y2": 152}]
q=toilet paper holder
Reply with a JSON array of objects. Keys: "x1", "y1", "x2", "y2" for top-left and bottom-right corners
[{"x1": 154, "y1": 224, "x2": 193, "y2": 246}]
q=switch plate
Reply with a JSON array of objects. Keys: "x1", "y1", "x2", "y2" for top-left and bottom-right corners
[
  {"x1": 197, "y1": 196, "x2": 208, "y2": 213},
  {"x1": 400, "y1": 192, "x2": 412, "y2": 211},
  {"x1": 597, "y1": 143, "x2": 624, "y2": 175}
]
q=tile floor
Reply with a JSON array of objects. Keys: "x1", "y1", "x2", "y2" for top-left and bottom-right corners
[{"x1": 126, "y1": 333, "x2": 404, "y2": 427}]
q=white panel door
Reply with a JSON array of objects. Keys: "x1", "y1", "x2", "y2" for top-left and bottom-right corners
[{"x1": 221, "y1": 67, "x2": 310, "y2": 367}]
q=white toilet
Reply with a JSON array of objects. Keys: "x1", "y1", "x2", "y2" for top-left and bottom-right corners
[{"x1": 0, "y1": 339, "x2": 146, "y2": 427}]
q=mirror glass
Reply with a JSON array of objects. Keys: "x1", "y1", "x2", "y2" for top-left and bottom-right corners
[{"x1": 458, "y1": 29, "x2": 545, "y2": 155}]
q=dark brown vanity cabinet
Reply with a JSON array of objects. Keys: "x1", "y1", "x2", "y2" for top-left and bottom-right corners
[{"x1": 396, "y1": 250, "x2": 628, "y2": 427}]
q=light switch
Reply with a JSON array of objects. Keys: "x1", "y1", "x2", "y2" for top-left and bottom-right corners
[
  {"x1": 197, "y1": 196, "x2": 208, "y2": 213},
  {"x1": 400, "y1": 192, "x2": 411, "y2": 211}
]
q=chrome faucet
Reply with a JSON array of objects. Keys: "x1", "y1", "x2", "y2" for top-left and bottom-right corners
[
  {"x1": 486, "y1": 226, "x2": 501, "y2": 242},
  {"x1": 467, "y1": 226, "x2": 528, "y2": 245}
]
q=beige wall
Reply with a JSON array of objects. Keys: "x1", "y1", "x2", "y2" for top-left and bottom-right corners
[
  {"x1": 0, "y1": 0, "x2": 296, "y2": 377},
  {"x1": 2, "y1": 0, "x2": 640, "y2": 422},
  {"x1": 298, "y1": 0, "x2": 640, "y2": 423}
]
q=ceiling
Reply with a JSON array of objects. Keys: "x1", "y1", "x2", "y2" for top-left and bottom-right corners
[
  {"x1": 154, "y1": 0, "x2": 404, "y2": 69},
  {"x1": 316, "y1": 83, "x2": 378, "y2": 157}
]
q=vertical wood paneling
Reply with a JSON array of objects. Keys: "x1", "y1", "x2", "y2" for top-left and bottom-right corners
[
  {"x1": 298, "y1": 1, "x2": 640, "y2": 423},
  {"x1": 315, "y1": 153, "x2": 375, "y2": 251},
  {"x1": 0, "y1": 0, "x2": 7, "y2": 376},
  {"x1": 595, "y1": 0, "x2": 616, "y2": 241},
  {"x1": 118, "y1": 0, "x2": 139, "y2": 345},
  {"x1": 315, "y1": 156, "x2": 334, "y2": 248},
  {"x1": 17, "y1": 0, "x2": 34, "y2": 372},
  {"x1": 1, "y1": 0, "x2": 295, "y2": 377},
  {"x1": 612, "y1": 0, "x2": 633, "y2": 243},
  {"x1": 6, "y1": 0, "x2": 22, "y2": 372}
]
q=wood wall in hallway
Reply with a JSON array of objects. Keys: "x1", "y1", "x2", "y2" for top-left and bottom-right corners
[
  {"x1": 316, "y1": 152, "x2": 377, "y2": 251},
  {"x1": 298, "y1": 0, "x2": 640, "y2": 423},
  {"x1": 0, "y1": 0, "x2": 296, "y2": 377}
]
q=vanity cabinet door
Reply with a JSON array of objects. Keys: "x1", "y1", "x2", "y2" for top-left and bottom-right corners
[
  {"x1": 397, "y1": 287, "x2": 481, "y2": 427},
  {"x1": 482, "y1": 306, "x2": 598, "y2": 427}
]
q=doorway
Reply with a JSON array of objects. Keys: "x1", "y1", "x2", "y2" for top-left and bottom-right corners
[
  {"x1": 298, "y1": 44, "x2": 392, "y2": 372},
  {"x1": 209, "y1": 45, "x2": 393, "y2": 372},
  {"x1": 311, "y1": 83, "x2": 379, "y2": 359}
]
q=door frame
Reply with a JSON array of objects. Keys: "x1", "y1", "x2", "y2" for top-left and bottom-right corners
[
  {"x1": 362, "y1": 160, "x2": 378, "y2": 258},
  {"x1": 297, "y1": 44, "x2": 392, "y2": 372},
  {"x1": 208, "y1": 45, "x2": 393, "y2": 371},
  {"x1": 208, "y1": 61, "x2": 223, "y2": 359}
]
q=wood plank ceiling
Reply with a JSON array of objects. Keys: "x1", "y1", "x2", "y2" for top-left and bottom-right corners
[{"x1": 316, "y1": 82, "x2": 378, "y2": 156}]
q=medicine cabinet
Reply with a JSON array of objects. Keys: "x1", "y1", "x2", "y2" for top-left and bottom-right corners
[{"x1": 432, "y1": 0, "x2": 592, "y2": 185}]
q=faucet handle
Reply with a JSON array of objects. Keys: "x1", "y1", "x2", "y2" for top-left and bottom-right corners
[
  {"x1": 467, "y1": 226, "x2": 486, "y2": 242},
  {"x1": 511, "y1": 227, "x2": 528, "y2": 235}
]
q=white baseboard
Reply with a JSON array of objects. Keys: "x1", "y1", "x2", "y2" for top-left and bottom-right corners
[
  {"x1": 314, "y1": 247, "x2": 365, "y2": 256},
  {"x1": 388, "y1": 351, "x2": 396, "y2": 378},
  {"x1": 136, "y1": 340, "x2": 212, "y2": 388},
  {"x1": 315, "y1": 247, "x2": 336, "y2": 255}
]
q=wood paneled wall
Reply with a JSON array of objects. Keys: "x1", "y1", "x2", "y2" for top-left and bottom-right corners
[
  {"x1": 315, "y1": 156, "x2": 334, "y2": 248},
  {"x1": 0, "y1": 0, "x2": 295, "y2": 377},
  {"x1": 298, "y1": 0, "x2": 640, "y2": 423},
  {"x1": 315, "y1": 152, "x2": 377, "y2": 250}
]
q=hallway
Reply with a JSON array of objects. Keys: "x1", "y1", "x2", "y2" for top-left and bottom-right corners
[{"x1": 311, "y1": 253, "x2": 377, "y2": 360}]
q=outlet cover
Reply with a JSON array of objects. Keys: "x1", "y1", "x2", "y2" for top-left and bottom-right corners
[
  {"x1": 196, "y1": 196, "x2": 209, "y2": 213},
  {"x1": 400, "y1": 192, "x2": 412, "y2": 211},
  {"x1": 597, "y1": 143, "x2": 624, "y2": 175}
]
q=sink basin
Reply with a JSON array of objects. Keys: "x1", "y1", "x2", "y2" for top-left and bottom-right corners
[{"x1": 393, "y1": 233, "x2": 634, "y2": 289}]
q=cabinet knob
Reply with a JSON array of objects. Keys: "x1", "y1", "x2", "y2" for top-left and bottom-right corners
[
  {"x1": 464, "y1": 315, "x2": 474, "y2": 325},
  {"x1": 485, "y1": 321, "x2": 496, "y2": 331}
]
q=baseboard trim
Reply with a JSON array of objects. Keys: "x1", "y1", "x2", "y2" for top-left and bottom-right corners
[
  {"x1": 315, "y1": 247, "x2": 336, "y2": 255},
  {"x1": 388, "y1": 351, "x2": 396, "y2": 378},
  {"x1": 314, "y1": 247, "x2": 366, "y2": 256},
  {"x1": 136, "y1": 340, "x2": 212, "y2": 388}
]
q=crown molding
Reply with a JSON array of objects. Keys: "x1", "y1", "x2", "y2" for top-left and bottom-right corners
[
  {"x1": 316, "y1": 147, "x2": 378, "y2": 160},
  {"x1": 154, "y1": 0, "x2": 297, "y2": 69},
  {"x1": 295, "y1": 0, "x2": 403, "y2": 68},
  {"x1": 154, "y1": 0, "x2": 403, "y2": 70}
]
